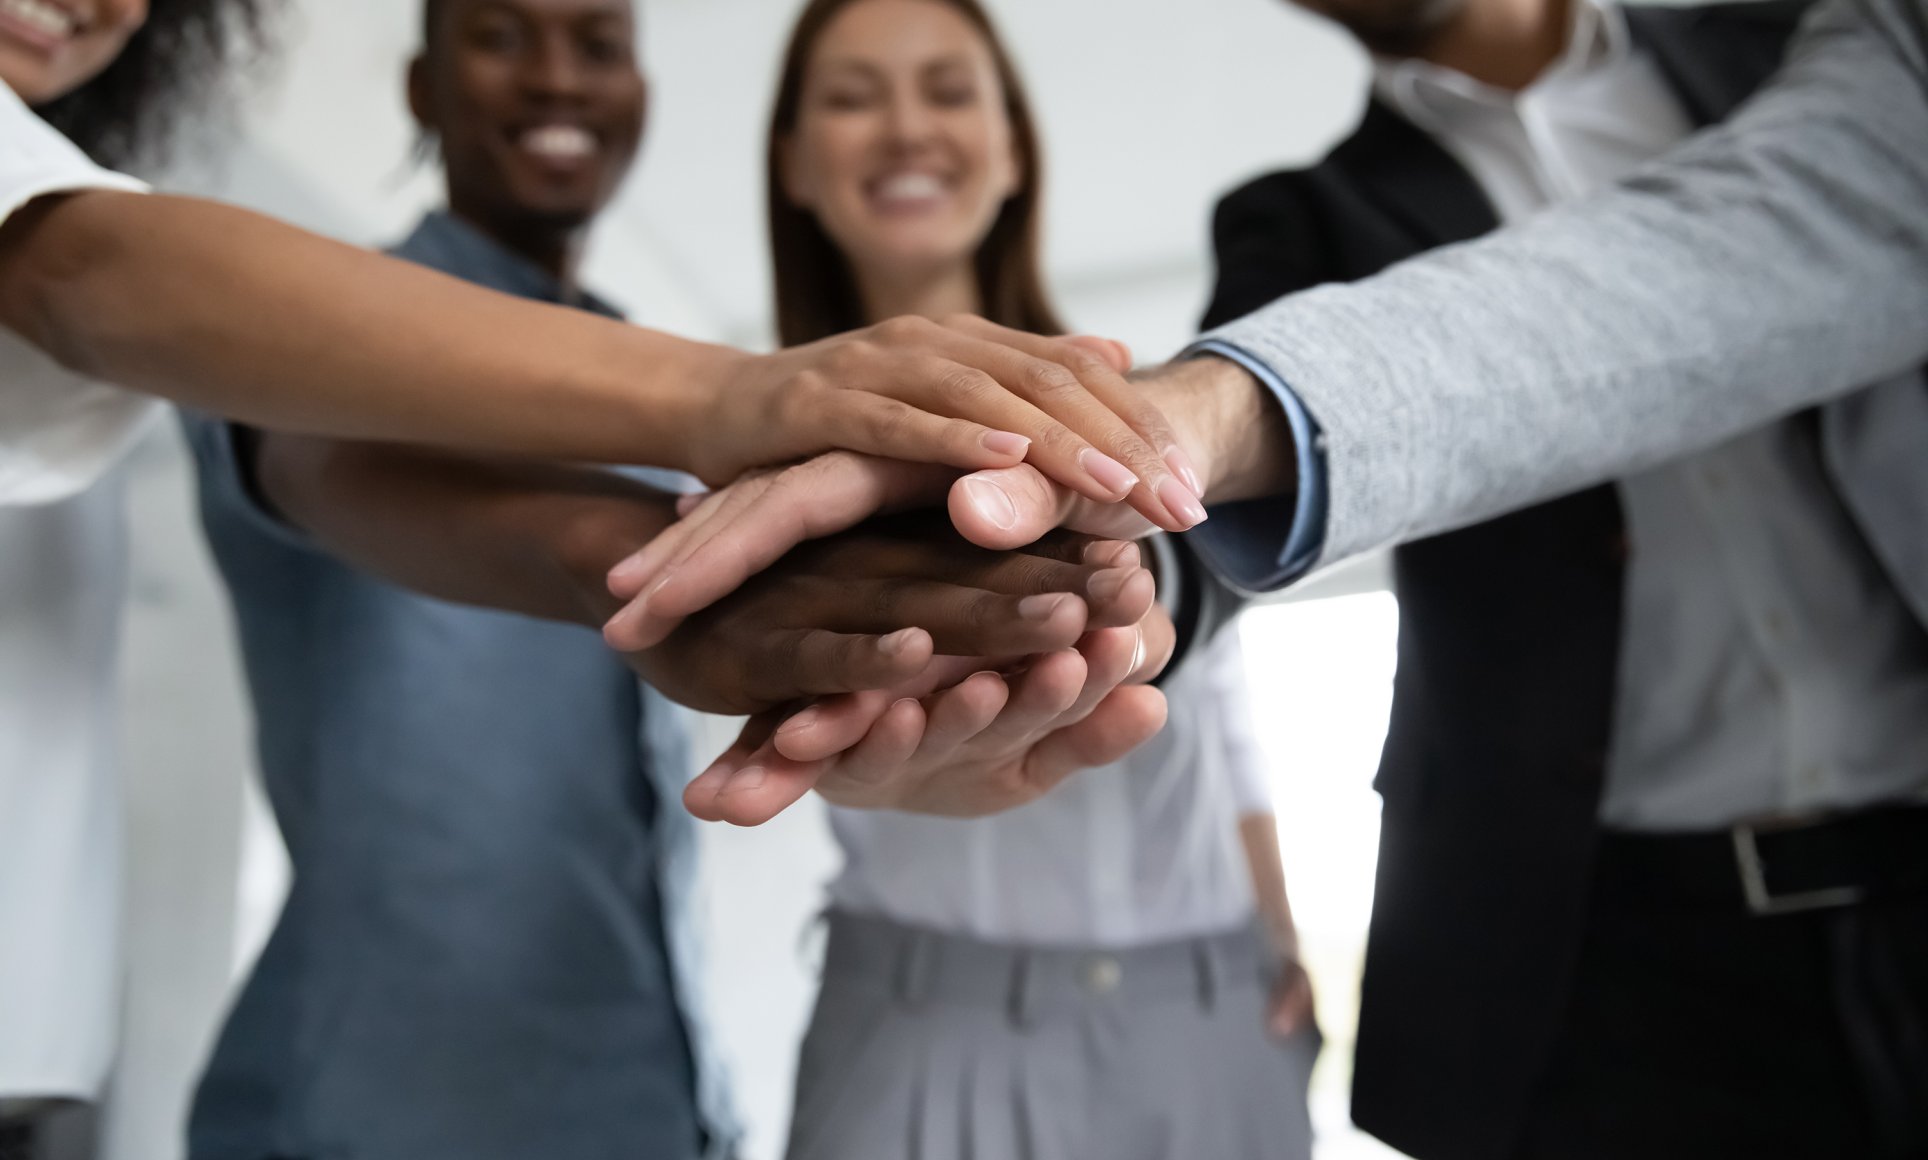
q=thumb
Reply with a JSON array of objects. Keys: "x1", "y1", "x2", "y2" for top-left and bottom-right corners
[{"x1": 948, "y1": 464, "x2": 1078, "y2": 550}]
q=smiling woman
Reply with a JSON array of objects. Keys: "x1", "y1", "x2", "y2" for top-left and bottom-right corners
[{"x1": 24, "y1": 0, "x2": 276, "y2": 165}]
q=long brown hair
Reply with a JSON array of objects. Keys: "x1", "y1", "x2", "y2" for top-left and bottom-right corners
[{"x1": 767, "y1": 0, "x2": 1064, "y2": 346}]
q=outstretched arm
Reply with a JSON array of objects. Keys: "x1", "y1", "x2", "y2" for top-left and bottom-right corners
[
  {"x1": 249, "y1": 432, "x2": 1154, "y2": 723},
  {"x1": 1199, "y1": 0, "x2": 1928, "y2": 570}
]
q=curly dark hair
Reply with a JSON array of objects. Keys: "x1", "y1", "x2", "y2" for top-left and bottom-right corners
[{"x1": 33, "y1": 0, "x2": 281, "y2": 168}]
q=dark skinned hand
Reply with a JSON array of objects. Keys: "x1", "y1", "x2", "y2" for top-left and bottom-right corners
[{"x1": 620, "y1": 524, "x2": 1156, "y2": 718}]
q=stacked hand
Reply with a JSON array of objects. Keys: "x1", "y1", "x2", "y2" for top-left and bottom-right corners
[
  {"x1": 608, "y1": 522, "x2": 1171, "y2": 825},
  {"x1": 609, "y1": 335, "x2": 1285, "y2": 825}
]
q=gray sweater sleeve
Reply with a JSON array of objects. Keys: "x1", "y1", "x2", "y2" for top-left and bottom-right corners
[{"x1": 1205, "y1": 0, "x2": 1928, "y2": 568}]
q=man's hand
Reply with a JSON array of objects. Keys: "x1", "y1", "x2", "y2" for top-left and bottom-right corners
[
  {"x1": 683, "y1": 609, "x2": 1176, "y2": 826},
  {"x1": 603, "y1": 355, "x2": 1289, "y2": 651},
  {"x1": 622, "y1": 528, "x2": 1155, "y2": 716}
]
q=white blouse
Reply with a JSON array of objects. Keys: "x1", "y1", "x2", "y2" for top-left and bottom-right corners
[
  {"x1": 0, "y1": 79, "x2": 151, "y2": 1102},
  {"x1": 827, "y1": 622, "x2": 1275, "y2": 949}
]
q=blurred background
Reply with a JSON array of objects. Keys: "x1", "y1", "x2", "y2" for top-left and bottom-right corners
[{"x1": 111, "y1": 0, "x2": 1401, "y2": 1156}]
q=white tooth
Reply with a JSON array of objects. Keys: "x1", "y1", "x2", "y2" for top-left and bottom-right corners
[
  {"x1": 525, "y1": 126, "x2": 595, "y2": 159},
  {"x1": 3, "y1": 0, "x2": 74, "y2": 36},
  {"x1": 878, "y1": 173, "x2": 946, "y2": 201}
]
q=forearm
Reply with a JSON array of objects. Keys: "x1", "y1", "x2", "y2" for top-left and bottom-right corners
[
  {"x1": 0, "y1": 191, "x2": 736, "y2": 468},
  {"x1": 1205, "y1": 0, "x2": 1928, "y2": 564},
  {"x1": 254, "y1": 433, "x2": 677, "y2": 626},
  {"x1": 1239, "y1": 812, "x2": 1299, "y2": 949},
  {"x1": 1136, "y1": 355, "x2": 1295, "y2": 505}
]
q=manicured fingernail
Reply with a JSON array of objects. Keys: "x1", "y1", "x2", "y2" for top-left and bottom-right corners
[
  {"x1": 720, "y1": 765, "x2": 767, "y2": 795},
  {"x1": 1079, "y1": 449, "x2": 1140, "y2": 498},
  {"x1": 962, "y1": 477, "x2": 1018, "y2": 531},
  {"x1": 1019, "y1": 593, "x2": 1068, "y2": 621},
  {"x1": 1087, "y1": 568, "x2": 1132, "y2": 603},
  {"x1": 777, "y1": 709, "x2": 820, "y2": 736},
  {"x1": 981, "y1": 430, "x2": 1032, "y2": 458},
  {"x1": 1157, "y1": 477, "x2": 1209, "y2": 528},
  {"x1": 1164, "y1": 446, "x2": 1206, "y2": 499},
  {"x1": 879, "y1": 628, "x2": 922, "y2": 656}
]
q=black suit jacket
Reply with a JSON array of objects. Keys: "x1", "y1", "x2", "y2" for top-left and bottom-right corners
[{"x1": 1199, "y1": 6, "x2": 1811, "y2": 1157}]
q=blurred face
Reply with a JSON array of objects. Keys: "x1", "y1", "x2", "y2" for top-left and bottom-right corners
[
  {"x1": 1287, "y1": 0, "x2": 1467, "y2": 55},
  {"x1": 0, "y1": 0, "x2": 147, "y2": 105},
  {"x1": 412, "y1": 0, "x2": 646, "y2": 233},
  {"x1": 781, "y1": 0, "x2": 1023, "y2": 283}
]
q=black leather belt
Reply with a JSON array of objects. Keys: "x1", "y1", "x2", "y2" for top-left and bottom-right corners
[{"x1": 1595, "y1": 802, "x2": 1928, "y2": 917}]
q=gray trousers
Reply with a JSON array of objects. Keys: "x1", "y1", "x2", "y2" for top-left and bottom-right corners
[
  {"x1": 0, "y1": 1102, "x2": 96, "y2": 1160},
  {"x1": 785, "y1": 912, "x2": 1318, "y2": 1160}
]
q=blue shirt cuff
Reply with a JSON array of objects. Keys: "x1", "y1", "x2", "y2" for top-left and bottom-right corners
[{"x1": 1177, "y1": 339, "x2": 1328, "y2": 593}]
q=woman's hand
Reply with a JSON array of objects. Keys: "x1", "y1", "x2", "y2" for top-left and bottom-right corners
[
  {"x1": 696, "y1": 315, "x2": 1205, "y2": 526},
  {"x1": 620, "y1": 527, "x2": 1154, "y2": 716}
]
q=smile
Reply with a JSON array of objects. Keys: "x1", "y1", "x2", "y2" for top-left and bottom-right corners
[
  {"x1": 0, "y1": 0, "x2": 79, "y2": 49},
  {"x1": 867, "y1": 171, "x2": 954, "y2": 213},
  {"x1": 519, "y1": 125, "x2": 599, "y2": 164}
]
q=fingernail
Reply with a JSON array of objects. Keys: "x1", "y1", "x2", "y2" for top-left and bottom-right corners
[
  {"x1": 1130, "y1": 627, "x2": 1147, "y2": 676},
  {"x1": 1019, "y1": 593, "x2": 1068, "y2": 621},
  {"x1": 1087, "y1": 568, "x2": 1132, "y2": 603},
  {"x1": 961, "y1": 477, "x2": 1018, "y2": 531},
  {"x1": 981, "y1": 430, "x2": 1031, "y2": 458},
  {"x1": 1082, "y1": 540, "x2": 1141, "y2": 569},
  {"x1": 777, "y1": 709, "x2": 820, "y2": 736},
  {"x1": 1164, "y1": 445, "x2": 1206, "y2": 499},
  {"x1": 607, "y1": 554, "x2": 647, "y2": 589},
  {"x1": 721, "y1": 765, "x2": 767, "y2": 795},
  {"x1": 1078, "y1": 449, "x2": 1140, "y2": 499},
  {"x1": 1157, "y1": 477, "x2": 1209, "y2": 528},
  {"x1": 879, "y1": 628, "x2": 922, "y2": 656}
]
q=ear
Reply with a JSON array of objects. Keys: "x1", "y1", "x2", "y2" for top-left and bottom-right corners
[
  {"x1": 406, "y1": 53, "x2": 436, "y2": 137},
  {"x1": 777, "y1": 134, "x2": 816, "y2": 209}
]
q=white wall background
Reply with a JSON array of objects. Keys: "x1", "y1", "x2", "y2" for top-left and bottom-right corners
[{"x1": 107, "y1": 1, "x2": 1404, "y2": 1157}]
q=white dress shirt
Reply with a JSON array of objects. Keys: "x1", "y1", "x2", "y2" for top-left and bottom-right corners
[
  {"x1": 0, "y1": 80, "x2": 153, "y2": 1101},
  {"x1": 827, "y1": 624, "x2": 1272, "y2": 948},
  {"x1": 1375, "y1": 0, "x2": 1928, "y2": 831}
]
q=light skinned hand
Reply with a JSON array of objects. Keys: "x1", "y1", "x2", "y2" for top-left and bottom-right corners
[
  {"x1": 702, "y1": 317, "x2": 1204, "y2": 525},
  {"x1": 602, "y1": 357, "x2": 1263, "y2": 652},
  {"x1": 1268, "y1": 956, "x2": 1316, "y2": 1039}
]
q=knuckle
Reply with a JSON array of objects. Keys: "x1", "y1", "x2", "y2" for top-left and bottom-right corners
[
  {"x1": 1023, "y1": 362, "x2": 1083, "y2": 402},
  {"x1": 936, "y1": 364, "x2": 998, "y2": 407},
  {"x1": 873, "y1": 316, "x2": 925, "y2": 345},
  {"x1": 862, "y1": 398, "x2": 916, "y2": 446},
  {"x1": 1056, "y1": 346, "x2": 1108, "y2": 379}
]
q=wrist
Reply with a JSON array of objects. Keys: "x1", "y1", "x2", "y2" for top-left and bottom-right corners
[
  {"x1": 1139, "y1": 355, "x2": 1295, "y2": 505},
  {"x1": 550, "y1": 492, "x2": 679, "y2": 630},
  {"x1": 595, "y1": 329, "x2": 746, "y2": 476}
]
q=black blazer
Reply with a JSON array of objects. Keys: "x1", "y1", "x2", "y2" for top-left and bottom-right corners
[{"x1": 1199, "y1": 6, "x2": 1811, "y2": 1158}]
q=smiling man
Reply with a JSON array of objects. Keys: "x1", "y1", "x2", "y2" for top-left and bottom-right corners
[{"x1": 179, "y1": 2, "x2": 738, "y2": 1158}]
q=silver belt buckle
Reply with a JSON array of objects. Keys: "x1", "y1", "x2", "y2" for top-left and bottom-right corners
[{"x1": 1730, "y1": 816, "x2": 1866, "y2": 917}]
